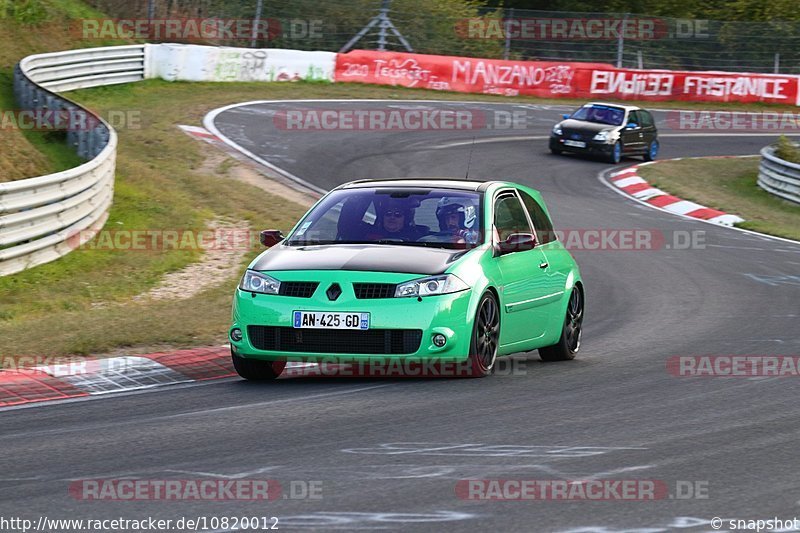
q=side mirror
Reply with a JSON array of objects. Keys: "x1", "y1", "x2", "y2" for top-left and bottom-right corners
[
  {"x1": 562, "y1": 114, "x2": 570, "y2": 120},
  {"x1": 497, "y1": 232, "x2": 537, "y2": 254},
  {"x1": 260, "y1": 229, "x2": 285, "y2": 247},
  {"x1": 626, "y1": 122, "x2": 639, "y2": 129}
]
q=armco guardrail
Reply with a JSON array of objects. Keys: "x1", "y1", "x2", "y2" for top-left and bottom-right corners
[
  {"x1": 758, "y1": 146, "x2": 800, "y2": 205},
  {"x1": 1, "y1": 46, "x2": 146, "y2": 276}
]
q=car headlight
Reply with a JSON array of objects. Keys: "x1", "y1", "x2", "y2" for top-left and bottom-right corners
[
  {"x1": 593, "y1": 130, "x2": 611, "y2": 142},
  {"x1": 239, "y1": 270, "x2": 281, "y2": 295},
  {"x1": 552, "y1": 124, "x2": 563, "y2": 136},
  {"x1": 395, "y1": 274, "x2": 469, "y2": 298}
]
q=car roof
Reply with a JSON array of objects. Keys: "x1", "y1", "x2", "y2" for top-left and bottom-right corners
[
  {"x1": 583, "y1": 102, "x2": 644, "y2": 112},
  {"x1": 340, "y1": 178, "x2": 495, "y2": 192}
]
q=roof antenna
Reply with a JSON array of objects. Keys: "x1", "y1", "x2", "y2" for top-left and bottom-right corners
[{"x1": 464, "y1": 136, "x2": 476, "y2": 180}]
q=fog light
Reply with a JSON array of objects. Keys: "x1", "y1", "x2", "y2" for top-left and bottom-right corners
[
  {"x1": 230, "y1": 328, "x2": 243, "y2": 342},
  {"x1": 432, "y1": 334, "x2": 447, "y2": 347}
]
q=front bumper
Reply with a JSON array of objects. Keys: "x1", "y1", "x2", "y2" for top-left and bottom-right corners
[
  {"x1": 550, "y1": 135, "x2": 614, "y2": 155},
  {"x1": 230, "y1": 271, "x2": 474, "y2": 363}
]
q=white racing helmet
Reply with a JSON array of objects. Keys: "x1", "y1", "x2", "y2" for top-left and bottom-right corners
[{"x1": 436, "y1": 197, "x2": 478, "y2": 231}]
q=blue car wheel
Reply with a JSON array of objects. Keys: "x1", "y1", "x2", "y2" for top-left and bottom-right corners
[
  {"x1": 608, "y1": 141, "x2": 622, "y2": 164},
  {"x1": 644, "y1": 140, "x2": 659, "y2": 161}
]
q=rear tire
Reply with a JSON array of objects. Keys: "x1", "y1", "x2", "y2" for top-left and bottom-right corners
[
  {"x1": 232, "y1": 351, "x2": 286, "y2": 380},
  {"x1": 466, "y1": 292, "x2": 500, "y2": 377},
  {"x1": 539, "y1": 287, "x2": 584, "y2": 362},
  {"x1": 643, "y1": 139, "x2": 659, "y2": 161}
]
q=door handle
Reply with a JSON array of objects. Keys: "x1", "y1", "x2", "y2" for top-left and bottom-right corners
[{"x1": 539, "y1": 262, "x2": 548, "y2": 269}]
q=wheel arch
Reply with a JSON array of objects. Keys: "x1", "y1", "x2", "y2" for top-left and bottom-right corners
[{"x1": 466, "y1": 282, "x2": 501, "y2": 327}]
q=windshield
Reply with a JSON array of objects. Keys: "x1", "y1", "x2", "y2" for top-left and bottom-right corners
[
  {"x1": 570, "y1": 104, "x2": 626, "y2": 126},
  {"x1": 285, "y1": 187, "x2": 484, "y2": 249}
]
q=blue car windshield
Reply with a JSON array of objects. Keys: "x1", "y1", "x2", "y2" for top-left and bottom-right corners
[
  {"x1": 285, "y1": 188, "x2": 484, "y2": 249},
  {"x1": 570, "y1": 105, "x2": 625, "y2": 126}
]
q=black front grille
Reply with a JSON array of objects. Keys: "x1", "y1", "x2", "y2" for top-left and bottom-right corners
[
  {"x1": 248, "y1": 326, "x2": 422, "y2": 354},
  {"x1": 353, "y1": 283, "x2": 397, "y2": 299},
  {"x1": 279, "y1": 282, "x2": 319, "y2": 298},
  {"x1": 563, "y1": 129, "x2": 592, "y2": 141}
]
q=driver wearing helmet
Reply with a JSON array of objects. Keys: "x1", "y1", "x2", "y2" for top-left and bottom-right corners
[
  {"x1": 365, "y1": 197, "x2": 428, "y2": 241},
  {"x1": 435, "y1": 197, "x2": 479, "y2": 244}
]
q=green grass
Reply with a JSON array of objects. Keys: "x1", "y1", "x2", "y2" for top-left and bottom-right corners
[
  {"x1": 775, "y1": 135, "x2": 800, "y2": 164},
  {"x1": 638, "y1": 157, "x2": 800, "y2": 241}
]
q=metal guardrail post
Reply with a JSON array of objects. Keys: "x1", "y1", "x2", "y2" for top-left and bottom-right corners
[{"x1": 758, "y1": 145, "x2": 800, "y2": 205}]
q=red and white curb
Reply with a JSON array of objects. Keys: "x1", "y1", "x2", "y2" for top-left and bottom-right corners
[
  {"x1": 0, "y1": 348, "x2": 378, "y2": 408},
  {"x1": 0, "y1": 347, "x2": 234, "y2": 408},
  {"x1": 609, "y1": 162, "x2": 745, "y2": 227},
  {"x1": 178, "y1": 125, "x2": 219, "y2": 143}
]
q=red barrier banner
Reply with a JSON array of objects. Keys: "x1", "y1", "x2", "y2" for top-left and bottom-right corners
[
  {"x1": 335, "y1": 50, "x2": 800, "y2": 106},
  {"x1": 335, "y1": 50, "x2": 611, "y2": 98},
  {"x1": 577, "y1": 68, "x2": 799, "y2": 105}
]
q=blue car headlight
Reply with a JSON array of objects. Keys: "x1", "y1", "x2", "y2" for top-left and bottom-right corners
[
  {"x1": 239, "y1": 270, "x2": 281, "y2": 295},
  {"x1": 552, "y1": 124, "x2": 563, "y2": 136},
  {"x1": 395, "y1": 274, "x2": 469, "y2": 298}
]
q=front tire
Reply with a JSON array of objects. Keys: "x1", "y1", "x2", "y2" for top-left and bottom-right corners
[
  {"x1": 550, "y1": 146, "x2": 562, "y2": 155},
  {"x1": 539, "y1": 287, "x2": 584, "y2": 362},
  {"x1": 467, "y1": 292, "x2": 500, "y2": 377},
  {"x1": 607, "y1": 141, "x2": 622, "y2": 164},
  {"x1": 232, "y1": 351, "x2": 286, "y2": 380}
]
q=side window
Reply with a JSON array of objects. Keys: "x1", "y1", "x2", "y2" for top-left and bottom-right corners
[
  {"x1": 628, "y1": 110, "x2": 641, "y2": 127},
  {"x1": 640, "y1": 110, "x2": 654, "y2": 128},
  {"x1": 519, "y1": 191, "x2": 555, "y2": 244},
  {"x1": 493, "y1": 193, "x2": 531, "y2": 242}
]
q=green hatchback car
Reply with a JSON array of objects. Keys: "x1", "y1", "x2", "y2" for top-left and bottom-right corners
[{"x1": 230, "y1": 179, "x2": 584, "y2": 379}]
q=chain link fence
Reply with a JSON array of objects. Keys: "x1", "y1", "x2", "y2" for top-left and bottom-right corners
[{"x1": 83, "y1": 0, "x2": 800, "y2": 74}]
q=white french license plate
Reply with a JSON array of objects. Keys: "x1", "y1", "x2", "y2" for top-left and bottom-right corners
[
  {"x1": 293, "y1": 311, "x2": 370, "y2": 330},
  {"x1": 564, "y1": 139, "x2": 586, "y2": 148}
]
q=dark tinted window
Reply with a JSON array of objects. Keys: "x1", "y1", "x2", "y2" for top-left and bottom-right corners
[
  {"x1": 628, "y1": 110, "x2": 642, "y2": 126},
  {"x1": 640, "y1": 110, "x2": 654, "y2": 128},
  {"x1": 571, "y1": 104, "x2": 625, "y2": 126},
  {"x1": 494, "y1": 193, "x2": 531, "y2": 242},
  {"x1": 285, "y1": 188, "x2": 483, "y2": 249},
  {"x1": 519, "y1": 191, "x2": 555, "y2": 244}
]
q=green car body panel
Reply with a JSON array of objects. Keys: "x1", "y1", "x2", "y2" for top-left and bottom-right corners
[{"x1": 230, "y1": 180, "x2": 583, "y2": 364}]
